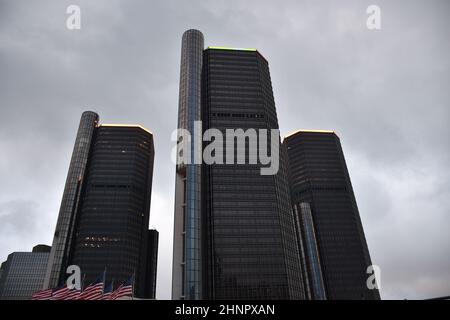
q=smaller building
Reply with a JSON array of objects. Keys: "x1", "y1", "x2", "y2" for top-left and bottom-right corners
[
  {"x1": 145, "y1": 229, "x2": 159, "y2": 299},
  {"x1": 0, "y1": 245, "x2": 51, "y2": 300},
  {"x1": 283, "y1": 130, "x2": 380, "y2": 300}
]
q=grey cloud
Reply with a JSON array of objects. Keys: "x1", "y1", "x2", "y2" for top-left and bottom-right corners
[
  {"x1": 0, "y1": 199, "x2": 54, "y2": 264},
  {"x1": 0, "y1": 200, "x2": 40, "y2": 236},
  {"x1": 0, "y1": 0, "x2": 448, "y2": 299}
]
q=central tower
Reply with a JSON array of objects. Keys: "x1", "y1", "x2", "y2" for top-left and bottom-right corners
[
  {"x1": 172, "y1": 29, "x2": 204, "y2": 300},
  {"x1": 172, "y1": 30, "x2": 305, "y2": 300}
]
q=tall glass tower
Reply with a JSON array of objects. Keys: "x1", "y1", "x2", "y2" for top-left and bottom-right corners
[
  {"x1": 202, "y1": 47, "x2": 303, "y2": 299},
  {"x1": 44, "y1": 111, "x2": 99, "y2": 290},
  {"x1": 172, "y1": 30, "x2": 305, "y2": 300},
  {"x1": 172, "y1": 29, "x2": 204, "y2": 300}
]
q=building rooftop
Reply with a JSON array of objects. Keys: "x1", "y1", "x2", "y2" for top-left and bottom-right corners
[
  {"x1": 207, "y1": 46, "x2": 257, "y2": 52},
  {"x1": 99, "y1": 124, "x2": 153, "y2": 135},
  {"x1": 284, "y1": 129, "x2": 336, "y2": 140},
  {"x1": 206, "y1": 46, "x2": 268, "y2": 62}
]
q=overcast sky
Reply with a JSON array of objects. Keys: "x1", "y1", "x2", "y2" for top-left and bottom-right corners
[{"x1": 0, "y1": 0, "x2": 448, "y2": 300}]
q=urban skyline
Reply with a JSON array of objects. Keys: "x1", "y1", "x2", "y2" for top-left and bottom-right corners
[
  {"x1": 0, "y1": 38, "x2": 378, "y2": 299},
  {"x1": 0, "y1": 1, "x2": 448, "y2": 300}
]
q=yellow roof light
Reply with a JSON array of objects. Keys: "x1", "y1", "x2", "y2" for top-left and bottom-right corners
[
  {"x1": 206, "y1": 46, "x2": 268, "y2": 63},
  {"x1": 99, "y1": 124, "x2": 153, "y2": 135},
  {"x1": 284, "y1": 129, "x2": 336, "y2": 139},
  {"x1": 207, "y1": 46, "x2": 257, "y2": 52}
]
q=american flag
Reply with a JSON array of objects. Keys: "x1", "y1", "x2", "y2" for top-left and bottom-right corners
[
  {"x1": 78, "y1": 278, "x2": 104, "y2": 300},
  {"x1": 63, "y1": 288, "x2": 81, "y2": 300},
  {"x1": 32, "y1": 288, "x2": 53, "y2": 300},
  {"x1": 52, "y1": 286, "x2": 70, "y2": 300},
  {"x1": 100, "y1": 281, "x2": 114, "y2": 300},
  {"x1": 111, "y1": 277, "x2": 134, "y2": 300}
]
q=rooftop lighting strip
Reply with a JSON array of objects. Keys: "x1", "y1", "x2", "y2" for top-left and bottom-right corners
[
  {"x1": 284, "y1": 129, "x2": 336, "y2": 139},
  {"x1": 207, "y1": 46, "x2": 257, "y2": 52},
  {"x1": 99, "y1": 124, "x2": 153, "y2": 135}
]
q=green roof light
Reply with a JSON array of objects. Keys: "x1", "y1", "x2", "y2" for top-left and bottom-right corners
[{"x1": 207, "y1": 46, "x2": 257, "y2": 52}]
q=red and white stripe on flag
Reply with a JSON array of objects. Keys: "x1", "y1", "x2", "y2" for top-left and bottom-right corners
[
  {"x1": 99, "y1": 292, "x2": 112, "y2": 300},
  {"x1": 78, "y1": 282, "x2": 104, "y2": 300},
  {"x1": 32, "y1": 288, "x2": 53, "y2": 300},
  {"x1": 111, "y1": 284, "x2": 133, "y2": 300},
  {"x1": 63, "y1": 289, "x2": 81, "y2": 300},
  {"x1": 52, "y1": 287, "x2": 70, "y2": 300}
]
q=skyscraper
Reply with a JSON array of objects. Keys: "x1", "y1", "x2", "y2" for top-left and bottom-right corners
[
  {"x1": 172, "y1": 29, "x2": 304, "y2": 300},
  {"x1": 283, "y1": 130, "x2": 380, "y2": 300},
  {"x1": 44, "y1": 111, "x2": 99, "y2": 290},
  {"x1": 202, "y1": 47, "x2": 303, "y2": 300},
  {"x1": 44, "y1": 112, "x2": 158, "y2": 299},
  {"x1": 0, "y1": 245, "x2": 51, "y2": 300},
  {"x1": 172, "y1": 29, "x2": 204, "y2": 300}
]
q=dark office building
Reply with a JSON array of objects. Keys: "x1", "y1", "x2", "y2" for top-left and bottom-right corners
[
  {"x1": 284, "y1": 130, "x2": 380, "y2": 300},
  {"x1": 144, "y1": 229, "x2": 159, "y2": 299},
  {"x1": 45, "y1": 112, "x2": 158, "y2": 299},
  {"x1": 172, "y1": 29, "x2": 304, "y2": 300},
  {"x1": 44, "y1": 111, "x2": 99, "y2": 290},
  {"x1": 0, "y1": 245, "x2": 50, "y2": 300}
]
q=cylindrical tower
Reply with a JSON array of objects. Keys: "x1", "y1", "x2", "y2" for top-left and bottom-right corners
[
  {"x1": 172, "y1": 29, "x2": 204, "y2": 300},
  {"x1": 44, "y1": 111, "x2": 99, "y2": 289}
]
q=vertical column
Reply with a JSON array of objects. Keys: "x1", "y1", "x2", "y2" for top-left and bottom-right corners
[
  {"x1": 172, "y1": 29, "x2": 204, "y2": 299},
  {"x1": 43, "y1": 111, "x2": 98, "y2": 289},
  {"x1": 296, "y1": 202, "x2": 326, "y2": 300}
]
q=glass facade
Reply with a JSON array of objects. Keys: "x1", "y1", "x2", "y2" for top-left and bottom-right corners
[
  {"x1": 0, "y1": 245, "x2": 50, "y2": 300},
  {"x1": 284, "y1": 131, "x2": 380, "y2": 299},
  {"x1": 69, "y1": 125, "x2": 155, "y2": 299},
  {"x1": 173, "y1": 30, "x2": 306, "y2": 300},
  {"x1": 293, "y1": 202, "x2": 326, "y2": 299},
  {"x1": 202, "y1": 48, "x2": 304, "y2": 299},
  {"x1": 173, "y1": 29, "x2": 204, "y2": 300},
  {"x1": 44, "y1": 112, "x2": 157, "y2": 299},
  {"x1": 44, "y1": 111, "x2": 99, "y2": 289}
]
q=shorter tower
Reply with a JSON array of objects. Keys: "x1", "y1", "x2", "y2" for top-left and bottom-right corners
[
  {"x1": 69, "y1": 123, "x2": 155, "y2": 298},
  {"x1": 284, "y1": 130, "x2": 380, "y2": 300},
  {"x1": 0, "y1": 245, "x2": 51, "y2": 300},
  {"x1": 45, "y1": 112, "x2": 158, "y2": 299}
]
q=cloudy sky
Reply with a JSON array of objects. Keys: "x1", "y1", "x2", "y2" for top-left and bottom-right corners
[{"x1": 0, "y1": 0, "x2": 448, "y2": 300}]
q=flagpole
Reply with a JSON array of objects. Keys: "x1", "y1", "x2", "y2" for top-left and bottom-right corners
[
  {"x1": 132, "y1": 271, "x2": 136, "y2": 300},
  {"x1": 111, "y1": 278, "x2": 115, "y2": 300},
  {"x1": 81, "y1": 273, "x2": 86, "y2": 291},
  {"x1": 103, "y1": 267, "x2": 107, "y2": 293}
]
